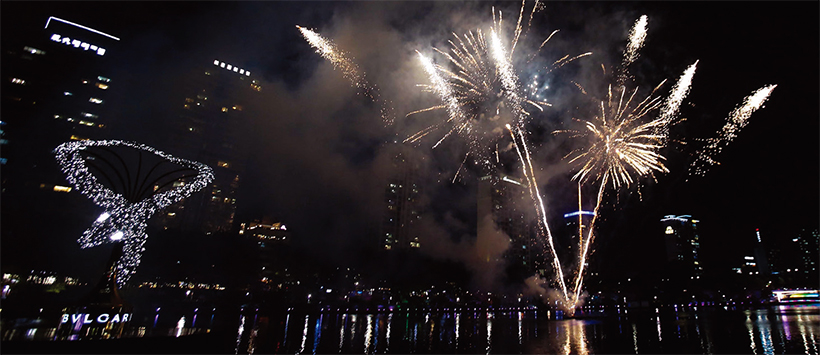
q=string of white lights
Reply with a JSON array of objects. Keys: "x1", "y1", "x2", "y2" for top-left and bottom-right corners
[{"x1": 54, "y1": 140, "x2": 214, "y2": 285}]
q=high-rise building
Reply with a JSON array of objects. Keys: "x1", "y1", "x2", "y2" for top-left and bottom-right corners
[
  {"x1": 660, "y1": 214, "x2": 703, "y2": 279},
  {"x1": 752, "y1": 228, "x2": 772, "y2": 276},
  {"x1": 240, "y1": 221, "x2": 291, "y2": 288},
  {"x1": 380, "y1": 145, "x2": 421, "y2": 251},
  {"x1": 1, "y1": 16, "x2": 121, "y2": 192},
  {"x1": 793, "y1": 228, "x2": 819, "y2": 276},
  {"x1": 477, "y1": 173, "x2": 535, "y2": 280},
  {"x1": 155, "y1": 59, "x2": 261, "y2": 234}
]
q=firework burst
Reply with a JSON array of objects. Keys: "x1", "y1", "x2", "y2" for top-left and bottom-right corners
[
  {"x1": 556, "y1": 15, "x2": 698, "y2": 311},
  {"x1": 408, "y1": 2, "x2": 590, "y2": 175},
  {"x1": 563, "y1": 84, "x2": 671, "y2": 190}
]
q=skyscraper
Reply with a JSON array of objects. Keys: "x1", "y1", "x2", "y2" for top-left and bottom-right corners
[
  {"x1": 2, "y1": 16, "x2": 121, "y2": 192},
  {"x1": 660, "y1": 214, "x2": 703, "y2": 279},
  {"x1": 793, "y1": 228, "x2": 819, "y2": 276},
  {"x1": 752, "y1": 228, "x2": 772, "y2": 276},
  {"x1": 380, "y1": 145, "x2": 421, "y2": 251},
  {"x1": 155, "y1": 59, "x2": 261, "y2": 234}
]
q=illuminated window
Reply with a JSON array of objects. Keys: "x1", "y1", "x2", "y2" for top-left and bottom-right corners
[
  {"x1": 82, "y1": 112, "x2": 98, "y2": 119},
  {"x1": 54, "y1": 115, "x2": 61, "y2": 119},
  {"x1": 96, "y1": 83, "x2": 108, "y2": 90},
  {"x1": 53, "y1": 185, "x2": 72, "y2": 192},
  {"x1": 167, "y1": 212, "x2": 176, "y2": 217},
  {"x1": 218, "y1": 161, "x2": 230, "y2": 168},
  {"x1": 97, "y1": 76, "x2": 111, "y2": 82},
  {"x1": 82, "y1": 80, "x2": 88, "y2": 84},
  {"x1": 222, "y1": 107, "x2": 228, "y2": 112},
  {"x1": 23, "y1": 46, "x2": 45, "y2": 55},
  {"x1": 185, "y1": 98, "x2": 194, "y2": 103},
  {"x1": 232, "y1": 105, "x2": 243, "y2": 111},
  {"x1": 183, "y1": 104, "x2": 190, "y2": 109},
  {"x1": 64, "y1": 92, "x2": 73, "y2": 96},
  {"x1": 69, "y1": 135, "x2": 87, "y2": 140},
  {"x1": 11, "y1": 78, "x2": 25, "y2": 85},
  {"x1": 89, "y1": 97, "x2": 103, "y2": 104},
  {"x1": 78, "y1": 120, "x2": 94, "y2": 126}
]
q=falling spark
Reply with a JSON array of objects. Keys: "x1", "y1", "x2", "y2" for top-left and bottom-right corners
[{"x1": 689, "y1": 85, "x2": 776, "y2": 176}]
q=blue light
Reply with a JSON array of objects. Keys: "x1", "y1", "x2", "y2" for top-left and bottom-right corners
[{"x1": 563, "y1": 211, "x2": 595, "y2": 218}]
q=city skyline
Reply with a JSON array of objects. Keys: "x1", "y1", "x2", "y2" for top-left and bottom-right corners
[{"x1": 1, "y1": 1, "x2": 817, "y2": 293}]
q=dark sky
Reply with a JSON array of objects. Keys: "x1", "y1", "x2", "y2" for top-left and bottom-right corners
[{"x1": 2, "y1": 1, "x2": 818, "y2": 289}]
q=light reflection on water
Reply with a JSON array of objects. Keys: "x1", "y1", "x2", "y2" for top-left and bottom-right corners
[{"x1": 227, "y1": 305, "x2": 818, "y2": 354}]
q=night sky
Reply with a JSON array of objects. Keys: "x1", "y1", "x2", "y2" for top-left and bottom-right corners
[{"x1": 2, "y1": 1, "x2": 817, "y2": 289}]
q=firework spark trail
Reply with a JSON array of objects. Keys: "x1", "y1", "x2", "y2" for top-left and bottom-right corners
[
  {"x1": 490, "y1": 29, "x2": 524, "y2": 123},
  {"x1": 657, "y1": 61, "x2": 698, "y2": 145},
  {"x1": 507, "y1": 124, "x2": 570, "y2": 304},
  {"x1": 620, "y1": 15, "x2": 648, "y2": 81},
  {"x1": 411, "y1": 2, "x2": 592, "y2": 310},
  {"x1": 689, "y1": 85, "x2": 776, "y2": 176},
  {"x1": 416, "y1": 51, "x2": 466, "y2": 148},
  {"x1": 297, "y1": 25, "x2": 395, "y2": 125},
  {"x1": 560, "y1": 85, "x2": 673, "y2": 309}
]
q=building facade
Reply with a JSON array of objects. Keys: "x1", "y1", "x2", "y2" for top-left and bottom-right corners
[
  {"x1": 155, "y1": 59, "x2": 261, "y2": 234},
  {"x1": 380, "y1": 145, "x2": 421, "y2": 251},
  {"x1": 660, "y1": 214, "x2": 703, "y2": 279},
  {"x1": 1, "y1": 16, "x2": 121, "y2": 193}
]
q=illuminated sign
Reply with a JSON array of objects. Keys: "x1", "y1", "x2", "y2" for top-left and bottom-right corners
[
  {"x1": 45, "y1": 16, "x2": 120, "y2": 41},
  {"x1": 564, "y1": 211, "x2": 595, "y2": 218},
  {"x1": 660, "y1": 215, "x2": 699, "y2": 223},
  {"x1": 50, "y1": 34, "x2": 106, "y2": 56},
  {"x1": 213, "y1": 60, "x2": 250, "y2": 76},
  {"x1": 61, "y1": 313, "x2": 132, "y2": 324},
  {"x1": 665, "y1": 226, "x2": 674, "y2": 235}
]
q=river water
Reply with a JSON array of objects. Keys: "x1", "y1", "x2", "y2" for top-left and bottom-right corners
[{"x1": 227, "y1": 304, "x2": 819, "y2": 354}]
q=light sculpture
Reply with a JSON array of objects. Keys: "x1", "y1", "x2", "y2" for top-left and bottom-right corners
[{"x1": 54, "y1": 140, "x2": 214, "y2": 285}]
